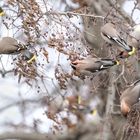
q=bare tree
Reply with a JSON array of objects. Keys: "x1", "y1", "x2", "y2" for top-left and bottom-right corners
[{"x1": 0, "y1": 0, "x2": 140, "y2": 140}]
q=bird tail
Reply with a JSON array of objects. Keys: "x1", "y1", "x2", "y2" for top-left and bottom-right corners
[
  {"x1": 116, "y1": 36, "x2": 132, "y2": 52},
  {"x1": 132, "y1": 79, "x2": 140, "y2": 86},
  {"x1": 100, "y1": 59, "x2": 119, "y2": 66},
  {"x1": 27, "y1": 54, "x2": 36, "y2": 64},
  {"x1": 21, "y1": 50, "x2": 36, "y2": 63},
  {"x1": 95, "y1": 59, "x2": 119, "y2": 71}
]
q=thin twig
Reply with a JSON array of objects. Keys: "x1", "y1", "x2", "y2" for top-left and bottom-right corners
[
  {"x1": 47, "y1": 11, "x2": 104, "y2": 19},
  {"x1": 106, "y1": 0, "x2": 134, "y2": 24},
  {"x1": 113, "y1": 64, "x2": 125, "y2": 83}
]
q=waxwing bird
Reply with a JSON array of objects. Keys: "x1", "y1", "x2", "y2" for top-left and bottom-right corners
[
  {"x1": 71, "y1": 57, "x2": 119, "y2": 75},
  {"x1": 0, "y1": 37, "x2": 36, "y2": 63},
  {"x1": 101, "y1": 22, "x2": 136, "y2": 57},
  {"x1": 0, "y1": 37, "x2": 27, "y2": 54},
  {"x1": 120, "y1": 79, "x2": 140, "y2": 116}
]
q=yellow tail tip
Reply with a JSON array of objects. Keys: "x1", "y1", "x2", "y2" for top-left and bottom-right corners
[
  {"x1": 128, "y1": 47, "x2": 136, "y2": 56},
  {"x1": 77, "y1": 96, "x2": 81, "y2": 104},
  {"x1": 91, "y1": 109, "x2": 97, "y2": 116},
  {"x1": 0, "y1": 11, "x2": 5, "y2": 16},
  {"x1": 27, "y1": 55, "x2": 36, "y2": 64},
  {"x1": 116, "y1": 60, "x2": 120, "y2": 65}
]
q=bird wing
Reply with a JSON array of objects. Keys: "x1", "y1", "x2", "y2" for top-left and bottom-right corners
[
  {"x1": 103, "y1": 32, "x2": 131, "y2": 51},
  {"x1": 0, "y1": 37, "x2": 26, "y2": 54},
  {"x1": 101, "y1": 23, "x2": 132, "y2": 52},
  {"x1": 0, "y1": 37, "x2": 18, "y2": 54},
  {"x1": 128, "y1": 85, "x2": 140, "y2": 105},
  {"x1": 116, "y1": 36, "x2": 132, "y2": 51},
  {"x1": 95, "y1": 59, "x2": 117, "y2": 70},
  {"x1": 85, "y1": 59, "x2": 114, "y2": 72},
  {"x1": 121, "y1": 84, "x2": 140, "y2": 105},
  {"x1": 85, "y1": 62, "x2": 101, "y2": 72},
  {"x1": 2, "y1": 37, "x2": 18, "y2": 46},
  {"x1": 70, "y1": 57, "x2": 116, "y2": 73}
]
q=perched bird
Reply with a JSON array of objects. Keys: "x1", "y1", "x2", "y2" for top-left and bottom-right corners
[
  {"x1": 71, "y1": 57, "x2": 119, "y2": 75},
  {"x1": 101, "y1": 22, "x2": 136, "y2": 58},
  {"x1": 0, "y1": 7, "x2": 5, "y2": 16},
  {"x1": 0, "y1": 37, "x2": 36, "y2": 63},
  {"x1": 120, "y1": 79, "x2": 140, "y2": 116}
]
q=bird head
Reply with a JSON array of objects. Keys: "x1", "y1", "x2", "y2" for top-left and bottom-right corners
[{"x1": 100, "y1": 58, "x2": 120, "y2": 66}]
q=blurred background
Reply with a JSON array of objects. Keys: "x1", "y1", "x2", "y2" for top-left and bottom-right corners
[{"x1": 0, "y1": 0, "x2": 140, "y2": 140}]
